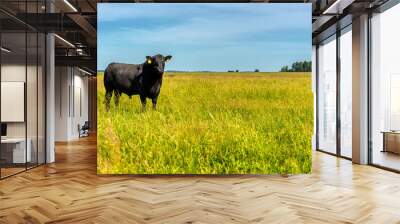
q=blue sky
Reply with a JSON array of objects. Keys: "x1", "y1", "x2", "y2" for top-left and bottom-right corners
[{"x1": 98, "y1": 3, "x2": 311, "y2": 72}]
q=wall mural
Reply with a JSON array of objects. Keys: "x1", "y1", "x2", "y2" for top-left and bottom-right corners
[{"x1": 97, "y1": 3, "x2": 313, "y2": 174}]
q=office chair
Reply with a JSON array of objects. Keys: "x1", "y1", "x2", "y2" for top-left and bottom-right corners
[{"x1": 79, "y1": 121, "x2": 90, "y2": 138}]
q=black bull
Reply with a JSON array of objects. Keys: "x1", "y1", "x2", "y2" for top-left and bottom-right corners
[{"x1": 104, "y1": 54, "x2": 172, "y2": 111}]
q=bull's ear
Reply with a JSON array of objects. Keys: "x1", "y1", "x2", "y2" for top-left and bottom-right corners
[
  {"x1": 164, "y1": 55, "x2": 172, "y2": 62},
  {"x1": 146, "y1": 56, "x2": 153, "y2": 64}
]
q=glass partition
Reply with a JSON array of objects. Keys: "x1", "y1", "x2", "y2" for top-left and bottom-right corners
[
  {"x1": 38, "y1": 32, "x2": 45, "y2": 165},
  {"x1": 1, "y1": 30, "x2": 28, "y2": 178},
  {"x1": 26, "y1": 1, "x2": 40, "y2": 168},
  {"x1": 0, "y1": 1, "x2": 46, "y2": 179},
  {"x1": 317, "y1": 35, "x2": 337, "y2": 154},
  {"x1": 27, "y1": 30, "x2": 38, "y2": 169}
]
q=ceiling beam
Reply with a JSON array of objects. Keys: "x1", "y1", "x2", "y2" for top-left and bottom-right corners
[
  {"x1": 55, "y1": 55, "x2": 96, "y2": 71},
  {"x1": 323, "y1": 0, "x2": 356, "y2": 14},
  {"x1": 67, "y1": 13, "x2": 97, "y2": 47}
]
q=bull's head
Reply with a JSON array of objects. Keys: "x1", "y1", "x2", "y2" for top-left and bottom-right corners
[{"x1": 145, "y1": 54, "x2": 172, "y2": 74}]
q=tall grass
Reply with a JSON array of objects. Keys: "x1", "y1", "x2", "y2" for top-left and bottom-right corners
[{"x1": 97, "y1": 72, "x2": 313, "y2": 174}]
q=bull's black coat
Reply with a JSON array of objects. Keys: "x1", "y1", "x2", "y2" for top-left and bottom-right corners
[{"x1": 104, "y1": 54, "x2": 172, "y2": 110}]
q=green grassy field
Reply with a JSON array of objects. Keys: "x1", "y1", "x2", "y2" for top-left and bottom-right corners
[{"x1": 97, "y1": 72, "x2": 313, "y2": 174}]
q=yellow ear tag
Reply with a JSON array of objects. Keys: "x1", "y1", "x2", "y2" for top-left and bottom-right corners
[{"x1": 147, "y1": 59, "x2": 152, "y2": 64}]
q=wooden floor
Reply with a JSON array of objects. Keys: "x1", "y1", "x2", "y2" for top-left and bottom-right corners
[
  {"x1": 373, "y1": 151, "x2": 400, "y2": 171},
  {"x1": 1, "y1": 136, "x2": 400, "y2": 223},
  {"x1": 0, "y1": 167, "x2": 26, "y2": 178}
]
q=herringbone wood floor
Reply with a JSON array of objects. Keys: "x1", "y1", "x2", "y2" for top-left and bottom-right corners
[{"x1": 1, "y1": 135, "x2": 400, "y2": 224}]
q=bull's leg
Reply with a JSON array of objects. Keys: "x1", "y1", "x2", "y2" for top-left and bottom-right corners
[
  {"x1": 114, "y1": 90, "x2": 121, "y2": 107},
  {"x1": 152, "y1": 97, "x2": 157, "y2": 110},
  {"x1": 140, "y1": 95, "x2": 147, "y2": 111},
  {"x1": 105, "y1": 90, "x2": 112, "y2": 111}
]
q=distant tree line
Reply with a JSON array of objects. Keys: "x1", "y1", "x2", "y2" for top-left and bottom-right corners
[
  {"x1": 280, "y1": 61, "x2": 311, "y2": 72},
  {"x1": 227, "y1": 69, "x2": 260, "y2": 72}
]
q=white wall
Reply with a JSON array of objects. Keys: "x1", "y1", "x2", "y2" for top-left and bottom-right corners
[
  {"x1": 1, "y1": 63, "x2": 46, "y2": 164},
  {"x1": 1, "y1": 65, "x2": 35, "y2": 138},
  {"x1": 1, "y1": 82, "x2": 25, "y2": 122},
  {"x1": 55, "y1": 67, "x2": 89, "y2": 141},
  {"x1": 55, "y1": 66, "x2": 69, "y2": 141},
  {"x1": 73, "y1": 72, "x2": 89, "y2": 137},
  {"x1": 1, "y1": 64, "x2": 26, "y2": 143},
  {"x1": 1, "y1": 64, "x2": 25, "y2": 81}
]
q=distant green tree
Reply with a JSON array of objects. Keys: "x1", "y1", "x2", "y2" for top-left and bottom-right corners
[
  {"x1": 254, "y1": 69, "x2": 260, "y2": 72},
  {"x1": 280, "y1": 66, "x2": 290, "y2": 72},
  {"x1": 280, "y1": 61, "x2": 311, "y2": 72}
]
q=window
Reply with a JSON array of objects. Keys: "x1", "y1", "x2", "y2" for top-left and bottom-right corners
[
  {"x1": 317, "y1": 35, "x2": 337, "y2": 154},
  {"x1": 339, "y1": 26, "x2": 352, "y2": 158},
  {"x1": 370, "y1": 3, "x2": 400, "y2": 171}
]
